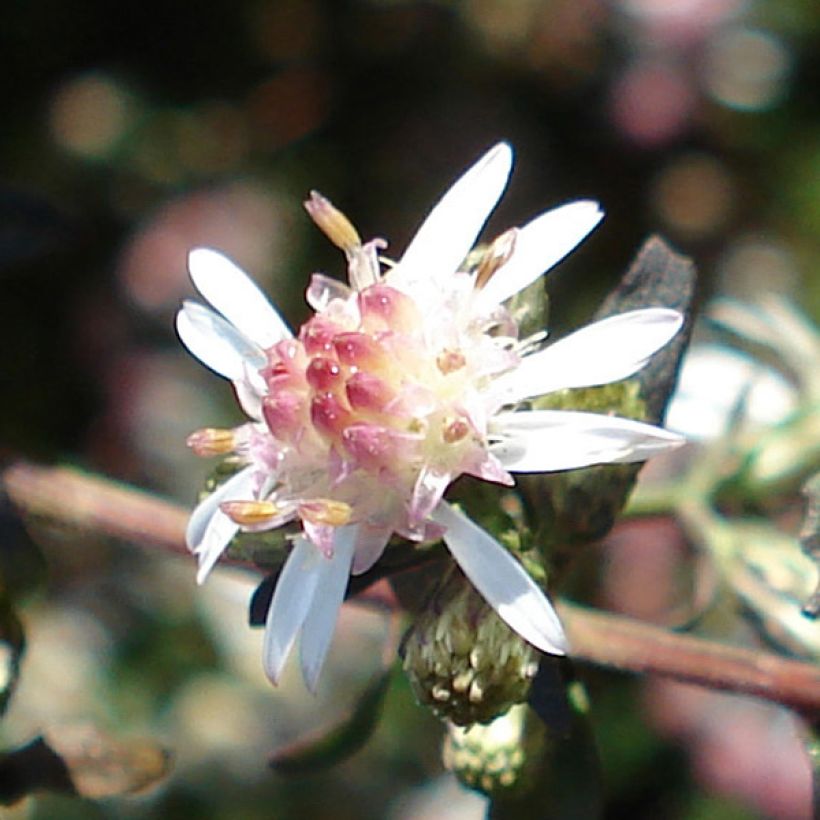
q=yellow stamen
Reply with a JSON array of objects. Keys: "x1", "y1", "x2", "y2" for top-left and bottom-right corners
[
  {"x1": 304, "y1": 190, "x2": 361, "y2": 252},
  {"x1": 220, "y1": 500, "x2": 280, "y2": 526},
  {"x1": 443, "y1": 418, "x2": 470, "y2": 444},
  {"x1": 299, "y1": 499, "x2": 353, "y2": 527},
  {"x1": 186, "y1": 427, "x2": 236, "y2": 457},
  {"x1": 437, "y1": 349, "x2": 466, "y2": 374}
]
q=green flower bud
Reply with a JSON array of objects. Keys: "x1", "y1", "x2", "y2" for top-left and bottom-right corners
[
  {"x1": 402, "y1": 570, "x2": 539, "y2": 726},
  {"x1": 442, "y1": 704, "x2": 548, "y2": 797}
]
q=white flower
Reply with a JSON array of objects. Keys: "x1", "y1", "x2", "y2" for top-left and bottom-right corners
[{"x1": 177, "y1": 143, "x2": 685, "y2": 691}]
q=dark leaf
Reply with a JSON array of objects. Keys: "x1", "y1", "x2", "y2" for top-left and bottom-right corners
[
  {"x1": 527, "y1": 657, "x2": 573, "y2": 739},
  {"x1": 517, "y1": 236, "x2": 697, "y2": 562},
  {"x1": 489, "y1": 673, "x2": 603, "y2": 820}
]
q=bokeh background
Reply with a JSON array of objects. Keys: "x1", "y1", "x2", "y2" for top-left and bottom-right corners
[{"x1": 1, "y1": 0, "x2": 818, "y2": 817}]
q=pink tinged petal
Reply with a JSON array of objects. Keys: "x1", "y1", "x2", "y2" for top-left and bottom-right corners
[
  {"x1": 263, "y1": 390, "x2": 303, "y2": 437},
  {"x1": 358, "y1": 284, "x2": 421, "y2": 333},
  {"x1": 265, "y1": 340, "x2": 305, "y2": 389},
  {"x1": 474, "y1": 201, "x2": 604, "y2": 310},
  {"x1": 176, "y1": 301, "x2": 266, "y2": 380},
  {"x1": 432, "y1": 502, "x2": 568, "y2": 656},
  {"x1": 328, "y1": 446, "x2": 353, "y2": 485},
  {"x1": 306, "y1": 357, "x2": 343, "y2": 391},
  {"x1": 187, "y1": 248, "x2": 292, "y2": 348},
  {"x1": 305, "y1": 273, "x2": 353, "y2": 313},
  {"x1": 345, "y1": 371, "x2": 394, "y2": 412},
  {"x1": 496, "y1": 308, "x2": 684, "y2": 402},
  {"x1": 300, "y1": 316, "x2": 341, "y2": 356},
  {"x1": 299, "y1": 526, "x2": 357, "y2": 692},
  {"x1": 333, "y1": 331, "x2": 385, "y2": 369},
  {"x1": 263, "y1": 536, "x2": 322, "y2": 685},
  {"x1": 393, "y1": 143, "x2": 514, "y2": 287},
  {"x1": 351, "y1": 525, "x2": 392, "y2": 575},
  {"x1": 301, "y1": 519, "x2": 336, "y2": 558},
  {"x1": 187, "y1": 466, "x2": 258, "y2": 584},
  {"x1": 409, "y1": 467, "x2": 453, "y2": 527},
  {"x1": 342, "y1": 423, "x2": 414, "y2": 472},
  {"x1": 490, "y1": 410, "x2": 685, "y2": 472},
  {"x1": 463, "y1": 451, "x2": 515, "y2": 487},
  {"x1": 311, "y1": 392, "x2": 353, "y2": 439}
]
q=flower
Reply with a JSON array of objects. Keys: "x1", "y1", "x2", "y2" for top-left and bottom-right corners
[{"x1": 177, "y1": 143, "x2": 685, "y2": 691}]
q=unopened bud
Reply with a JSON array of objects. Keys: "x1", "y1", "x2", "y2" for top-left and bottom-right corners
[
  {"x1": 402, "y1": 570, "x2": 539, "y2": 726},
  {"x1": 186, "y1": 428, "x2": 235, "y2": 457},
  {"x1": 443, "y1": 703, "x2": 548, "y2": 797},
  {"x1": 304, "y1": 191, "x2": 361, "y2": 252}
]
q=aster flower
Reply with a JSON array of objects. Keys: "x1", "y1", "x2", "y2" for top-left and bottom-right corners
[{"x1": 177, "y1": 143, "x2": 684, "y2": 691}]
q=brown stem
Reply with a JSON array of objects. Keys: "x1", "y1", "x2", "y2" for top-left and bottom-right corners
[
  {"x1": 558, "y1": 602, "x2": 820, "y2": 714},
  {"x1": 2, "y1": 462, "x2": 189, "y2": 554},
  {"x1": 5, "y1": 461, "x2": 820, "y2": 713}
]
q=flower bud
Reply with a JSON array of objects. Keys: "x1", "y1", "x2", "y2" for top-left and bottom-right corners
[
  {"x1": 186, "y1": 428, "x2": 236, "y2": 457},
  {"x1": 303, "y1": 190, "x2": 361, "y2": 252},
  {"x1": 220, "y1": 500, "x2": 280, "y2": 527},
  {"x1": 442, "y1": 703, "x2": 548, "y2": 797},
  {"x1": 402, "y1": 570, "x2": 539, "y2": 726}
]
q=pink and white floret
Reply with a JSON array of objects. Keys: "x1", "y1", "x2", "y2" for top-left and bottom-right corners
[{"x1": 177, "y1": 143, "x2": 684, "y2": 690}]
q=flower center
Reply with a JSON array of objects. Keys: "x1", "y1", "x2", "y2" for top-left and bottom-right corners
[{"x1": 259, "y1": 283, "x2": 481, "y2": 495}]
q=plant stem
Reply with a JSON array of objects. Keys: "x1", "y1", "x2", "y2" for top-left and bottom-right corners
[
  {"x1": 5, "y1": 461, "x2": 820, "y2": 713},
  {"x1": 558, "y1": 601, "x2": 820, "y2": 714}
]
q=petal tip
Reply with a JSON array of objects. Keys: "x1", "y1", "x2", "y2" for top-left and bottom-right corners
[
  {"x1": 188, "y1": 246, "x2": 223, "y2": 270},
  {"x1": 263, "y1": 647, "x2": 286, "y2": 687}
]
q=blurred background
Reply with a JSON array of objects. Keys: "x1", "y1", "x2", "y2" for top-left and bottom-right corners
[{"x1": 1, "y1": 0, "x2": 818, "y2": 817}]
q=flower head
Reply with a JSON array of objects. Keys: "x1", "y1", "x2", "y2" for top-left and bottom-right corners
[{"x1": 177, "y1": 143, "x2": 684, "y2": 690}]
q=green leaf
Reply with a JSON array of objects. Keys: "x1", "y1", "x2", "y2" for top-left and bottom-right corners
[{"x1": 517, "y1": 236, "x2": 697, "y2": 562}]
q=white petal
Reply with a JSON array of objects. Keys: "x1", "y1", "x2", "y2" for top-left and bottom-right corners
[
  {"x1": 432, "y1": 502, "x2": 568, "y2": 656},
  {"x1": 391, "y1": 143, "x2": 513, "y2": 288},
  {"x1": 186, "y1": 466, "x2": 257, "y2": 584},
  {"x1": 185, "y1": 465, "x2": 255, "y2": 551},
  {"x1": 475, "y1": 201, "x2": 604, "y2": 310},
  {"x1": 299, "y1": 526, "x2": 357, "y2": 692},
  {"x1": 233, "y1": 361, "x2": 267, "y2": 421},
  {"x1": 496, "y1": 308, "x2": 683, "y2": 402},
  {"x1": 409, "y1": 466, "x2": 453, "y2": 526},
  {"x1": 188, "y1": 248, "x2": 292, "y2": 348},
  {"x1": 262, "y1": 536, "x2": 322, "y2": 685},
  {"x1": 351, "y1": 525, "x2": 392, "y2": 575},
  {"x1": 306, "y1": 272, "x2": 353, "y2": 312},
  {"x1": 176, "y1": 301, "x2": 266, "y2": 381},
  {"x1": 491, "y1": 410, "x2": 684, "y2": 472}
]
